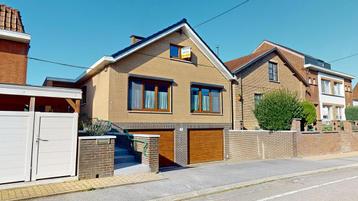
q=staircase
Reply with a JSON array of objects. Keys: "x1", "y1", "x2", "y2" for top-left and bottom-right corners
[{"x1": 114, "y1": 146, "x2": 151, "y2": 175}]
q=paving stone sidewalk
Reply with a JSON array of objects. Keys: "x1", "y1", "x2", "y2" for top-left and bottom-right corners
[{"x1": 0, "y1": 173, "x2": 165, "y2": 201}]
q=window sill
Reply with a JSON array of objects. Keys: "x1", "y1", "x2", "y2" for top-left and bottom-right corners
[
  {"x1": 191, "y1": 112, "x2": 223, "y2": 116},
  {"x1": 170, "y1": 57, "x2": 193, "y2": 64},
  {"x1": 321, "y1": 93, "x2": 344, "y2": 98},
  {"x1": 128, "y1": 110, "x2": 172, "y2": 114},
  {"x1": 269, "y1": 80, "x2": 280, "y2": 84}
]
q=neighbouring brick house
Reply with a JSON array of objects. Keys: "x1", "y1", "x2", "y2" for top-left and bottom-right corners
[
  {"x1": 0, "y1": 4, "x2": 29, "y2": 84},
  {"x1": 253, "y1": 40, "x2": 355, "y2": 123},
  {"x1": 225, "y1": 48, "x2": 309, "y2": 130},
  {"x1": 44, "y1": 19, "x2": 235, "y2": 167},
  {"x1": 353, "y1": 84, "x2": 358, "y2": 106}
]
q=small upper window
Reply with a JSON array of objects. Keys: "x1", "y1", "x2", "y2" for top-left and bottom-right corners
[
  {"x1": 308, "y1": 77, "x2": 312, "y2": 84},
  {"x1": 268, "y1": 62, "x2": 278, "y2": 82},
  {"x1": 170, "y1": 45, "x2": 180, "y2": 58},
  {"x1": 170, "y1": 44, "x2": 191, "y2": 61}
]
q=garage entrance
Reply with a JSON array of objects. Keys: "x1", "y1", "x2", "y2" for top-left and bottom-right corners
[
  {"x1": 129, "y1": 130, "x2": 175, "y2": 167},
  {"x1": 188, "y1": 129, "x2": 224, "y2": 164}
]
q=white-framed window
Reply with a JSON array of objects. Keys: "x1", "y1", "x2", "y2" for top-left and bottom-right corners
[
  {"x1": 336, "y1": 106, "x2": 343, "y2": 120},
  {"x1": 322, "y1": 105, "x2": 331, "y2": 120},
  {"x1": 333, "y1": 82, "x2": 342, "y2": 96},
  {"x1": 321, "y1": 80, "x2": 331, "y2": 94}
]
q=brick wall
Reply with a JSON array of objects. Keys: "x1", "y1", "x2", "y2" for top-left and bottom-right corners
[
  {"x1": 77, "y1": 136, "x2": 115, "y2": 180},
  {"x1": 0, "y1": 39, "x2": 29, "y2": 84},
  {"x1": 228, "y1": 120, "x2": 358, "y2": 161},
  {"x1": 133, "y1": 135, "x2": 159, "y2": 173},
  {"x1": 228, "y1": 130, "x2": 296, "y2": 161}
]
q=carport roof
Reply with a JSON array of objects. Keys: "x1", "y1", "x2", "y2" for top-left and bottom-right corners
[{"x1": 0, "y1": 83, "x2": 82, "y2": 99}]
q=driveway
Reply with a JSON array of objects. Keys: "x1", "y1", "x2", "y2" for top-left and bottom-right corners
[{"x1": 37, "y1": 156, "x2": 358, "y2": 201}]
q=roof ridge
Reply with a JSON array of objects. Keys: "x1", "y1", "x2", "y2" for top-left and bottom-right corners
[{"x1": 111, "y1": 18, "x2": 187, "y2": 58}]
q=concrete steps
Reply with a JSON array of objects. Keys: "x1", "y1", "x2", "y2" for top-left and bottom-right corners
[{"x1": 114, "y1": 146, "x2": 151, "y2": 175}]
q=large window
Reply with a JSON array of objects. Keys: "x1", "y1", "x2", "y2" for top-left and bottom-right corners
[
  {"x1": 128, "y1": 78, "x2": 170, "y2": 111},
  {"x1": 321, "y1": 80, "x2": 331, "y2": 94},
  {"x1": 191, "y1": 85, "x2": 221, "y2": 113},
  {"x1": 268, "y1": 62, "x2": 278, "y2": 82}
]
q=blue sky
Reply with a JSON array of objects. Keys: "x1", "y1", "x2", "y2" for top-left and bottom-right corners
[{"x1": 3, "y1": 0, "x2": 358, "y2": 86}]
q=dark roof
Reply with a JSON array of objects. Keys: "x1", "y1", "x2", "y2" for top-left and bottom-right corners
[
  {"x1": 0, "y1": 4, "x2": 25, "y2": 33},
  {"x1": 225, "y1": 48, "x2": 274, "y2": 72},
  {"x1": 263, "y1": 40, "x2": 331, "y2": 69},
  {"x1": 111, "y1": 19, "x2": 187, "y2": 58},
  {"x1": 225, "y1": 48, "x2": 309, "y2": 86}
]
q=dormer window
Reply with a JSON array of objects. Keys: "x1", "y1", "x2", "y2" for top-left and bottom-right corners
[{"x1": 170, "y1": 44, "x2": 191, "y2": 61}]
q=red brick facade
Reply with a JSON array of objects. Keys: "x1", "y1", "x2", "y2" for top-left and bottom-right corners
[{"x1": 0, "y1": 39, "x2": 29, "y2": 84}]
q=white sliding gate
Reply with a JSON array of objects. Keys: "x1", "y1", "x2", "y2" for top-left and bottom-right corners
[{"x1": 0, "y1": 111, "x2": 78, "y2": 184}]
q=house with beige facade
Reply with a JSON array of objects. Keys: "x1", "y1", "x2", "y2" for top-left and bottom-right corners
[
  {"x1": 45, "y1": 19, "x2": 235, "y2": 167},
  {"x1": 254, "y1": 41, "x2": 355, "y2": 123},
  {"x1": 225, "y1": 48, "x2": 309, "y2": 130}
]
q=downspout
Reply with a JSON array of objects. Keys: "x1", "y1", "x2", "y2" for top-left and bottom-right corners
[
  {"x1": 240, "y1": 77, "x2": 244, "y2": 126},
  {"x1": 231, "y1": 80, "x2": 235, "y2": 130}
]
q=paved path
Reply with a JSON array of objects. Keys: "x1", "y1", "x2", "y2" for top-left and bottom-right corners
[
  {"x1": 191, "y1": 166, "x2": 358, "y2": 201},
  {"x1": 0, "y1": 173, "x2": 163, "y2": 201},
  {"x1": 36, "y1": 155, "x2": 358, "y2": 201}
]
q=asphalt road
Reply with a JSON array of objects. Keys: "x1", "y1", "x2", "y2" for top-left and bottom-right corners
[{"x1": 190, "y1": 166, "x2": 358, "y2": 201}]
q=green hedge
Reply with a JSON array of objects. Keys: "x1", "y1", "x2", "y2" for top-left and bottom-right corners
[
  {"x1": 301, "y1": 101, "x2": 316, "y2": 125},
  {"x1": 253, "y1": 90, "x2": 303, "y2": 131},
  {"x1": 345, "y1": 106, "x2": 358, "y2": 121}
]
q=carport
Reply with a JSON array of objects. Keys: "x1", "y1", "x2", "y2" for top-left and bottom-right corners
[{"x1": 0, "y1": 83, "x2": 82, "y2": 184}]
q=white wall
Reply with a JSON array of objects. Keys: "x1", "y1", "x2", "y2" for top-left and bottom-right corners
[{"x1": 318, "y1": 72, "x2": 346, "y2": 120}]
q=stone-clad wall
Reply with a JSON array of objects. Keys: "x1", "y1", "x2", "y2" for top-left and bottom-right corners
[{"x1": 77, "y1": 136, "x2": 115, "y2": 180}]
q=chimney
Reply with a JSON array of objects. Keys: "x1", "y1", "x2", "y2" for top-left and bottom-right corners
[{"x1": 130, "y1": 35, "x2": 145, "y2": 44}]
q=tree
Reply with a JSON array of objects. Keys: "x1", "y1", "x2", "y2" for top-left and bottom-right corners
[
  {"x1": 253, "y1": 89, "x2": 303, "y2": 130},
  {"x1": 345, "y1": 106, "x2": 358, "y2": 121},
  {"x1": 301, "y1": 101, "x2": 317, "y2": 125}
]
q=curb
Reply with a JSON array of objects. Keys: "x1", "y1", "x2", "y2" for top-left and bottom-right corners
[{"x1": 150, "y1": 163, "x2": 358, "y2": 201}]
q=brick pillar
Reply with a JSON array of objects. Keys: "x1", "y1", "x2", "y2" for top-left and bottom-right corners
[
  {"x1": 133, "y1": 135, "x2": 159, "y2": 173},
  {"x1": 343, "y1": 121, "x2": 353, "y2": 132},
  {"x1": 315, "y1": 120, "x2": 322, "y2": 132},
  {"x1": 291, "y1": 118, "x2": 301, "y2": 132},
  {"x1": 77, "y1": 136, "x2": 116, "y2": 180}
]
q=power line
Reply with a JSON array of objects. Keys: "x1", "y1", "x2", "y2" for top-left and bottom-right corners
[
  {"x1": 329, "y1": 52, "x2": 358, "y2": 63},
  {"x1": 194, "y1": 0, "x2": 251, "y2": 28},
  {"x1": 27, "y1": 56, "x2": 90, "y2": 69}
]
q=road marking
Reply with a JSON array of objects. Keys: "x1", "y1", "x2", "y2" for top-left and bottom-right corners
[{"x1": 256, "y1": 175, "x2": 358, "y2": 201}]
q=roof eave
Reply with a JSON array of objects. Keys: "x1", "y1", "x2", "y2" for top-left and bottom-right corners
[
  {"x1": 0, "y1": 29, "x2": 31, "y2": 43},
  {"x1": 304, "y1": 64, "x2": 355, "y2": 80}
]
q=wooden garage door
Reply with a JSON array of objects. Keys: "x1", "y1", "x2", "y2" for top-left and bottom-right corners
[
  {"x1": 188, "y1": 129, "x2": 223, "y2": 164},
  {"x1": 129, "y1": 130, "x2": 174, "y2": 167}
]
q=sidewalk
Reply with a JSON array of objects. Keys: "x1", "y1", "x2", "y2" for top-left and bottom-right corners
[
  {"x1": 36, "y1": 154, "x2": 358, "y2": 201},
  {"x1": 0, "y1": 173, "x2": 164, "y2": 201}
]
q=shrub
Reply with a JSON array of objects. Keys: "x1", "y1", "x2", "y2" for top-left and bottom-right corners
[
  {"x1": 345, "y1": 106, "x2": 358, "y2": 121},
  {"x1": 253, "y1": 89, "x2": 303, "y2": 131},
  {"x1": 301, "y1": 101, "x2": 316, "y2": 125},
  {"x1": 82, "y1": 118, "x2": 112, "y2": 136}
]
